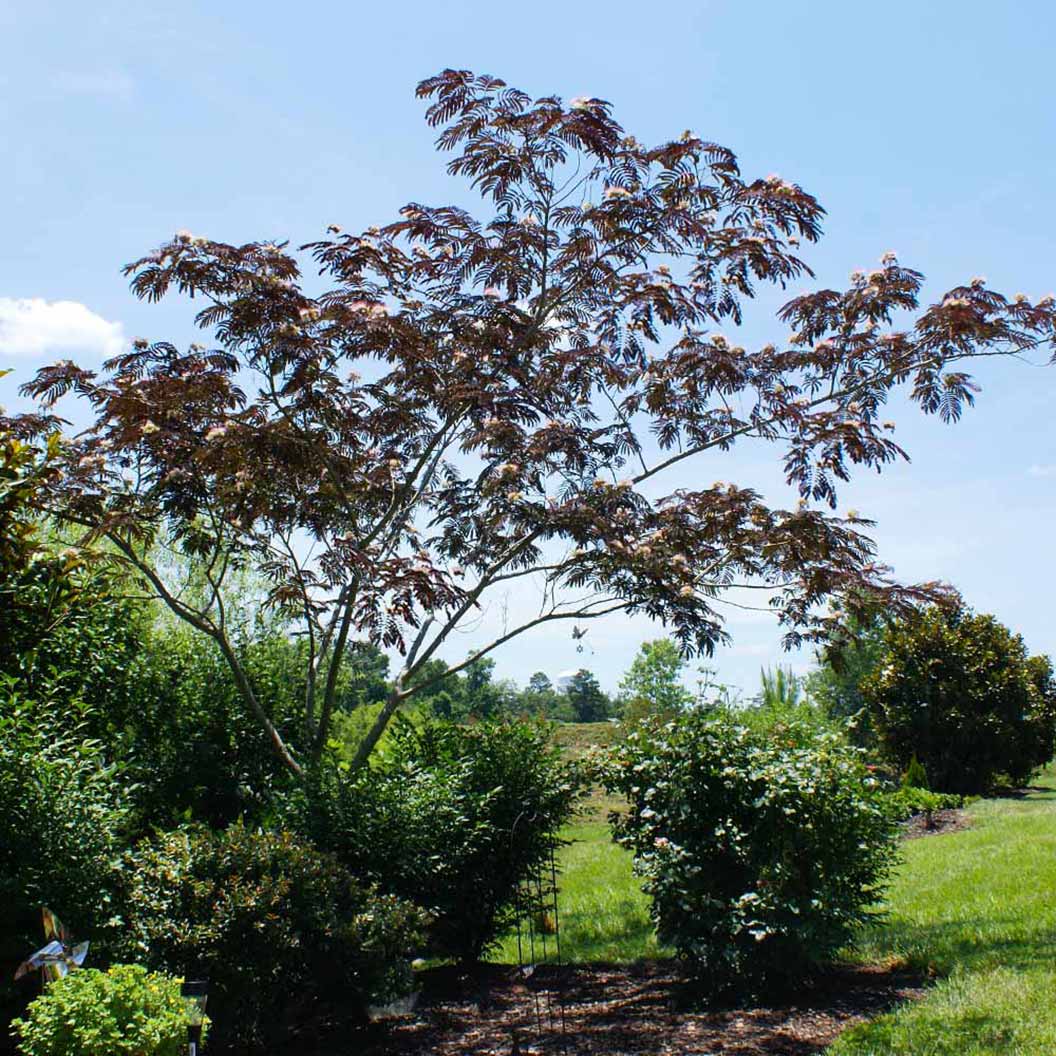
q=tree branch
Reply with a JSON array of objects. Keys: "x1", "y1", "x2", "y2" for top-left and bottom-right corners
[{"x1": 106, "y1": 531, "x2": 304, "y2": 778}]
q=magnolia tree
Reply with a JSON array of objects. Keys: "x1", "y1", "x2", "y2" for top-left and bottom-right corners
[{"x1": 7, "y1": 70, "x2": 1055, "y2": 776}]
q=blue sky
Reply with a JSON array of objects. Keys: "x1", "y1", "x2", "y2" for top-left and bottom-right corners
[{"x1": 2, "y1": 0, "x2": 1054, "y2": 697}]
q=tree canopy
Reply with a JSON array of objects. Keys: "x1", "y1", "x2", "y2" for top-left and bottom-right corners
[
  {"x1": 7, "y1": 69, "x2": 1055, "y2": 775},
  {"x1": 861, "y1": 603, "x2": 1056, "y2": 794},
  {"x1": 619, "y1": 639, "x2": 693, "y2": 720},
  {"x1": 565, "y1": 669, "x2": 612, "y2": 723}
]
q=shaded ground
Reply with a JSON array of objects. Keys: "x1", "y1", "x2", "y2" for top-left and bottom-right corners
[
  {"x1": 342, "y1": 961, "x2": 923, "y2": 1056},
  {"x1": 991, "y1": 783, "x2": 1054, "y2": 800},
  {"x1": 901, "y1": 807, "x2": 971, "y2": 840}
]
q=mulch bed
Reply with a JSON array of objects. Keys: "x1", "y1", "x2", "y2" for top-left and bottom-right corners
[
  {"x1": 294, "y1": 810, "x2": 974, "y2": 1054},
  {"x1": 901, "y1": 807, "x2": 971, "y2": 840},
  {"x1": 339, "y1": 961, "x2": 924, "y2": 1056}
]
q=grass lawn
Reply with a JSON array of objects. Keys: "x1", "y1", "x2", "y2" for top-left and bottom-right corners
[
  {"x1": 831, "y1": 773, "x2": 1056, "y2": 1055},
  {"x1": 490, "y1": 821, "x2": 665, "y2": 964},
  {"x1": 491, "y1": 765, "x2": 1056, "y2": 1054},
  {"x1": 551, "y1": 721, "x2": 624, "y2": 755}
]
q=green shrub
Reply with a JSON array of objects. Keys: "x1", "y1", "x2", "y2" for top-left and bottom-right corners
[
  {"x1": 1, "y1": 431, "x2": 299, "y2": 836},
  {"x1": 603, "y1": 713, "x2": 898, "y2": 995},
  {"x1": 0, "y1": 694, "x2": 128, "y2": 1028},
  {"x1": 884, "y1": 785, "x2": 962, "y2": 821},
  {"x1": 902, "y1": 754, "x2": 929, "y2": 790},
  {"x1": 804, "y1": 608, "x2": 887, "y2": 747},
  {"x1": 86, "y1": 622, "x2": 305, "y2": 832},
  {"x1": 287, "y1": 719, "x2": 582, "y2": 963},
  {"x1": 737, "y1": 685, "x2": 843, "y2": 745},
  {"x1": 11, "y1": 965, "x2": 193, "y2": 1056},
  {"x1": 111, "y1": 624, "x2": 391, "y2": 831},
  {"x1": 861, "y1": 604, "x2": 1056, "y2": 794},
  {"x1": 114, "y1": 824, "x2": 424, "y2": 1052},
  {"x1": 0, "y1": 434, "x2": 145, "y2": 707}
]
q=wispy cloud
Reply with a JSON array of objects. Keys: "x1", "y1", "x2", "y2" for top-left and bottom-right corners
[
  {"x1": 0, "y1": 298, "x2": 125, "y2": 360},
  {"x1": 54, "y1": 70, "x2": 135, "y2": 104},
  {"x1": 1028, "y1": 464, "x2": 1056, "y2": 478},
  {"x1": 729, "y1": 642, "x2": 772, "y2": 658}
]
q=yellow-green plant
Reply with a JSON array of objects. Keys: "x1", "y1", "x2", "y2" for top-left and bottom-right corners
[{"x1": 12, "y1": 964, "x2": 199, "y2": 1056}]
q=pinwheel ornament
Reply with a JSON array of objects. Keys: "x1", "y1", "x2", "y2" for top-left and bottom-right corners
[{"x1": 14, "y1": 908, "x2": 89, "y2": 983}]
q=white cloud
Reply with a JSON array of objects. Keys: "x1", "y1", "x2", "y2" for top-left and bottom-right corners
[
  {"x1": 728, "y1": 642, "x2": 772, "y2": 658},
  {"x1": 1028, "y1": 464, "x2": 1056, "y2": 478},
  {"x1": 54, "y1": 70, "x2": 135, "y2": 104},
  {"x1": 0, "y1": 298, "x2": 126, "y2": 361}
]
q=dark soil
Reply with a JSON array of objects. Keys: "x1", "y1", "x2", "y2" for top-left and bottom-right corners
[
  {"x1": 332, "y1": 961, "x2": 923, "y2": 1056},
  {"x1": 991, "y1": 783, "x2": 1052, "y2": 800},
  {"x1": 901, "y1": 807, "x2": 971, "y2": 840}
]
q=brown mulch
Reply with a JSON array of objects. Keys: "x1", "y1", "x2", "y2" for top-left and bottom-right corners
[
  {"x1": 337, "y1": 961, "x2": 923, "y2": 1056},
  {"x1": 286, "y1": 804, "x2": 974, "y2": 1055},
  {"x1": 901, "y1": 807, "x2": 971, "y2": 840}
]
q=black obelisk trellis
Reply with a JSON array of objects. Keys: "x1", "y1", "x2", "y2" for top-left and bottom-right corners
[{"x1": 510, "y1": 814, "x2": 570, "y2": 1053}]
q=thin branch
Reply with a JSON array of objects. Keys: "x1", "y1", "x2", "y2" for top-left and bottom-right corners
[
  {"x1": 347, "y1": 598, "x2": 630, "y2": 771},
  {"x1": 105, "y1": 531, "x2": 304, "y2": 778},
  {"x1": 407, "y1": 528, "x2": 545, "y2": 674},
  {"x1": 403, "y1": 600, "x2": 631, "y2": 701}
]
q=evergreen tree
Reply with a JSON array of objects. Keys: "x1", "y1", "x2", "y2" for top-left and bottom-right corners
[{"x1": 565, "y1": 670, "x2": 612, "y2": 723}]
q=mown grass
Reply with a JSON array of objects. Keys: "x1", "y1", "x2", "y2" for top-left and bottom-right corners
[
  {"x1": 831, "y1": 773, "x2": 1056, "y2": 1055},
  {"x1": 489, "y1": 721, "x2": 656, "y2": 963},
  {"x1": 552, "y1": 721, "x2": 628, "y2": 822},
  {"x1": 492, "y1": 760, "x2": 1056, "y2": 1055},
  {"x1": 551, "y1": 721, "x2": 624, "y2": 755},
  {"x1": 490, "y1": 821, "x2": 665, "y2": 964}
]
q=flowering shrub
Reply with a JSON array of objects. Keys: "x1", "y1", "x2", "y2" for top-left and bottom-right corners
[
  {"x1": 11, "y1": 965, "x2": 194, "y2": 1056},
  {"x1": 114, "y1": 824, "x2": 424, "y2": 1051},
  {"x1": 604, "y1": 713, "x2": 898, "y2": 994}
]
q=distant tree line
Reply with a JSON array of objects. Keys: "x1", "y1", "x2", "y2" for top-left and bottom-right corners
[
  {"x1": 389, "y1": 638, "x2": 699, "y2": 725},
  {"x1": 383, "y1": 655, "x2": 616, "y2": 724}
]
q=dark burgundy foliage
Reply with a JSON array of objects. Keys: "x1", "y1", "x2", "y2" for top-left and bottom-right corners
[{"x1": 7, "y1": 70, "x2": 1055, "y2": 774}]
